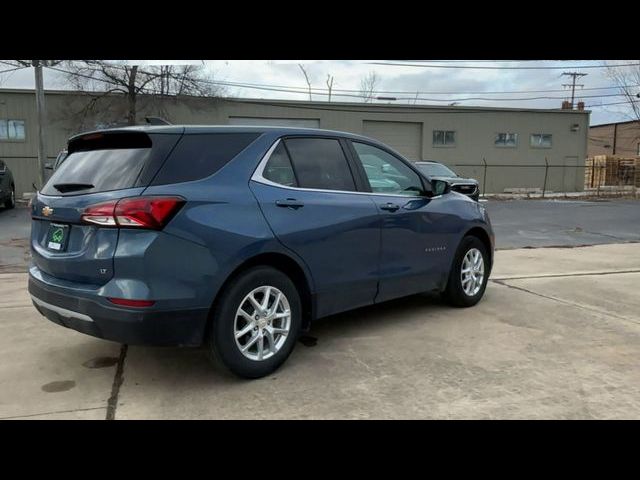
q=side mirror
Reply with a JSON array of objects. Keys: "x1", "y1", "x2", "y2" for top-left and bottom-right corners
[
  {"x1": 430, "y1": 179, "x2": 451, "y2": 197},
  {"x1": 44, "y1": 162, "x2": 53, "y2": 170}
]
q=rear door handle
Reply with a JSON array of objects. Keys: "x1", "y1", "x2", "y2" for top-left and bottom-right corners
[
  {"x1": 380, "y1": 202, "x2": 400, "y2": 212},
  {"x1": 276, "y1": 198, "x2": 304, "y2": 209}
]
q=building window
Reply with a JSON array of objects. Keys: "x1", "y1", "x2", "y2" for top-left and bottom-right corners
[
  {"x1": 637, "y1": 143, "x2": 640, "y2": 156},
  {"x1": 495, "y1": 132, "x2": 518, "y2": 147},
  {"x1": 0, "y1": 119, "x2": 26, "y2": 141},
  {"x1": 433, "y1": 130, "x2": 456, "y2": 146},
  {"x1": 530, "y1": 133, "x2": 552, "y2": 148}
]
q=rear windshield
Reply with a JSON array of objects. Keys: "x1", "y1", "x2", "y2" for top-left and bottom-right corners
[{"x1": 41, "y1": 147, "x2": 151, "y2": 196}]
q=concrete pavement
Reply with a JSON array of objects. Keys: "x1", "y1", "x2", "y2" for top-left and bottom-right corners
[{"x1": 1, "y1": 243, "x2": 639, "y2": 419}]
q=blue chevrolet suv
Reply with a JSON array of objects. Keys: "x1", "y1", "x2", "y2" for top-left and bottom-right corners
[{"x1": 29, "y1": 126, "x2": 494, "y2": 378}]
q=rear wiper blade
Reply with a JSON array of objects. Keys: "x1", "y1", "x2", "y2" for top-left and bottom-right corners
[{"x1": 53, "y1": 183, "x2": 95, "y2": 193}]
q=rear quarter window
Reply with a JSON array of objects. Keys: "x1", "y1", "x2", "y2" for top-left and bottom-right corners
[{"x1": 151, "y1": 133, "x2": 260, "y2": 185}]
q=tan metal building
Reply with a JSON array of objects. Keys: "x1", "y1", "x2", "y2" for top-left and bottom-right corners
[
  {"x1": 0, "y1": 88, "x2": 590, "y2": 197},
  {"x1": 588, "y1": 120, "x2": 640, "y2": 158}
]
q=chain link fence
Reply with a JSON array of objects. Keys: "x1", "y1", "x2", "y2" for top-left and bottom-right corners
[{"x1": 452, "y1": 157, "x2": 639, "y2": 199}]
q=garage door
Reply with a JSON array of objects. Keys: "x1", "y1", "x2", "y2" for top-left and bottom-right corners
[
  {"x1": 362, "y1": 120, "x2": 422, "y2": 160},
  {"x1": 228, "y1": 117, "x2": 320, "y2": 128}
]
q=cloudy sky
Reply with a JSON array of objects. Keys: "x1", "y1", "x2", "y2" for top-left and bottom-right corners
[{"x1": 1, "y1": 60, "x2": 637, "y2": 125}]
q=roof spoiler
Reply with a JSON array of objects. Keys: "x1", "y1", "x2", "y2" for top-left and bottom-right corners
[{"x1": 145, "y1": 116, "x2": 172, "y2": 125}]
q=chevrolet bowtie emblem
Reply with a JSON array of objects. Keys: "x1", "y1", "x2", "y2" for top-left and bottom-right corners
[{"x1": 42, "y1": 206, "x2": 54, "y2": 217}]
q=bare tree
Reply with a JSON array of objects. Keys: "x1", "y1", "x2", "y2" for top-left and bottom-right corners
[
  {"x1": 326, "y1": 74, "x2": 334, "y2": 102},
  {"x1": 359, "y1": 71, "x2": 380, "y2": 103},
  {"x1": 604, "y1": 61, "x2": 640, "y2": 123},
  {"x1": 298, "y1": 64, "x2": 312, "y2": 101},
  {"x1": 61, "y1": 61, "x2": 224, "y2": 125}
]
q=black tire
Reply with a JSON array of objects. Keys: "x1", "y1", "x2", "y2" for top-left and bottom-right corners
[
  {"x1": 205, "y1": 266, "x2": 302, "y2": 379},
  {"x1": 5, "y1": 185, "x2": 15, "y2": 209},
  {"x1": 443, "y1": 235, "x2": 489, "y2": 308}
]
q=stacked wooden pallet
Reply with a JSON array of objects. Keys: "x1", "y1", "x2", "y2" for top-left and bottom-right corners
[{"x1": 585, "y1": 155, "x2": 639, "y2": 188}]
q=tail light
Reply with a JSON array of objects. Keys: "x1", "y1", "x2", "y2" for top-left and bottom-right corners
[{"x1": 82, "y1": 196, "x2": 185, "y2": 230}]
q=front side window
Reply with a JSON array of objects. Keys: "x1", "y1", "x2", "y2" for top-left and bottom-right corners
[
  {"x1": 530, "y1": 133, "x2": 552, "y2": 148},
  {"x1": 262, "y1": 142, "x2": 297, "y2": 187},
  {"x1": 495, "y1": 132, "x2": 518, "y2": 147},
  {"x1": 0, "y1": 119, "x2": 25, "y2": 141},
  {"x1": 433, "y1": 130, "x2": 456, "y2": 146},
  {"x1": 352, "y1": 142, "x2": 423, "y2": 196},
  {"x1": 284, "y1": 137, "x2": 356, "y2": 191}
]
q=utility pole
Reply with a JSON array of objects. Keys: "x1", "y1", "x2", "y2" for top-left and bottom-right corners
[
  {"x1": 562, "y1": 72, "x2": 587, "y2": 109},
  {"x1": 33, "y1": 60, "x2": 47, "y2": 189}
]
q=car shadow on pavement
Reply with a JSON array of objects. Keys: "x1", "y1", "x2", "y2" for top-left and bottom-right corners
[{"x1": 122, "y1": 292, "x2": 451, "y2": 384}]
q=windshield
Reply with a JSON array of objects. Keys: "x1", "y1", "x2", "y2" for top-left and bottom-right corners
[{"x1": 415, "y1": 162, "x2": 458, "y2": 177}]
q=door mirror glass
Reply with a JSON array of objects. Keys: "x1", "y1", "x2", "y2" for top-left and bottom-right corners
[{"x1": 431, "y1": 179, "x2": 450, "y2": 197}]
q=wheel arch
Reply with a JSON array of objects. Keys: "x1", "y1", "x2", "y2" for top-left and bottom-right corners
[
  {"x1": 207, "y1": 252, "x2": 315, "y2": 337},
  {"x1": 463, "y1": 226, "x2": 493, "y2": 271}
]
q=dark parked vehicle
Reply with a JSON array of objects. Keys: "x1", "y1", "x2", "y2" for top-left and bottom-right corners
[
  {"x1": 0, "y1": 160, "x2": 16, "y2": 209},
  {"x1": 28, "y1": 126, "x2": 494, "y2": 378},
  {"x1": 414, "y1": 161, "x2": 480, "y2": 201}
]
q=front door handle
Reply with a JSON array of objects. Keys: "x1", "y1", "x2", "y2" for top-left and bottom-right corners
[
  {"x1": 380, "y1": 202, "x2": 400, "y2": 212},
  {"x1": 276, "y1": 198, "x2": 304, "y2": 209}
]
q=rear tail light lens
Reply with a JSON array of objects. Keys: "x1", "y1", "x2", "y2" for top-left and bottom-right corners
[
  {"x1": 82, "y1": 196, "x2": 185, "y2": 230},
  {"x1": 81, "y1": 201, "x2": 118, "y2": 226}
]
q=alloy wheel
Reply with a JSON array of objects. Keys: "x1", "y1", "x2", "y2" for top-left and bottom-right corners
[
  {"x1": 234, "y1": 285, "x2": 291, "y2": 361},
  {"x1": 460, "y1": 248, "x2": 484, "y2": 296}
]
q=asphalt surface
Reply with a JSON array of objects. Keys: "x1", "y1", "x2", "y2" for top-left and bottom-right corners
[
  {"x1": 485, "y1": 199, "x2": 640, "y2": 249},
  {"x1": 0, "y1": 205, "x2": 31, "y2": 273}
]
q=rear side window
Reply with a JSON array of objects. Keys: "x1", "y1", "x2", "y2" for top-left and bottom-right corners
[
  {"x1": 284, "y1": 137, "x2": 356, "y2": 191},
  {"x1": 42, "y1": 147, "x2": 152, "y2": 196},
  {"x1": 152, "y1": 133, "x2": 260, "y2": 185},
  {"x1": 263, "y1": 142, "x2": 297, "y2": 187}
]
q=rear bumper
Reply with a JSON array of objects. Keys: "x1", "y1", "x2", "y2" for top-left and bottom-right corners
[{"x1": 28, "y1": 274, "x2": 209, "y2": 346}]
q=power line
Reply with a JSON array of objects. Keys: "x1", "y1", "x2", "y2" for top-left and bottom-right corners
[
  {"x1": 0, "y1": 60, "x2": 26, "y2": 69},
  {"x1": 218, "y1": 81, "x2": 636, "y2": 96},
  {"x1": 0, "y1": 66, "x2": 29, "y2": 75},
  {"x1": 366, "y1": 61, "x2": 640, "y2": 70},
  {"x1": 41, "y1": 64, "x2": 640, "y2": 112},
  {"x1": 586, "y1": 99, "x2": 640, "y2": 108},
  {"x1": 43, "y1": 63, "x2": 640, "y2": 101},
  {"x1": 45, "y1": 65, "x2": 633, "y2": 103},
  {"x1": 47, "y1": 61, "x2": 640, "y2": 96}
]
